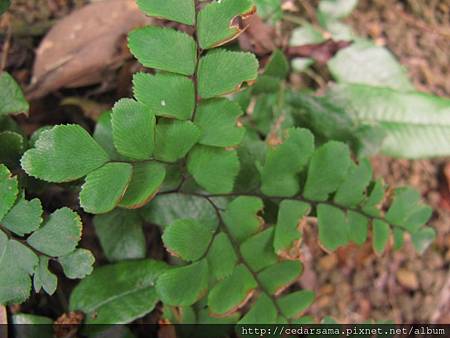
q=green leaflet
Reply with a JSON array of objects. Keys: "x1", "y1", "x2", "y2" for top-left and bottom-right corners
[
  {"x1": 372, "y1": 220, "x2": 390, "y2": 254},
  {"x1": 195, "y1": 99, "x2": 245, "y2": 147},
  {"x1": 207, "y1": 233, "x2": 238, "y2": 280},
  {"x1": 208, "y1": 264, "x2": 257, "y2": 316},
  {"x1": 94, "y1": 209, "x2": 146, "y2": 262},
  {"x1": 326, "y1": 83, "x2": 450, "y2": 158},
  {"x1": 133, "y1": 72, "x2": 195, "y2": 120},
  {"x1": 277, "y1": 290, "x2": 315, "y2": 319},
  {"x1": 2, "y1": 198, "x2": 43, "y2": 236},
  {"x1": 238, "y1": 294, "x2": 278, "y2": 324},
  {"x1": 162, "y1": 219, "x2": 214, "y2": 261},
  {"x1": 93, "y1": 111, "x2": 123, "y2": 160},
  {"x1": 156, "y1": 259, "x2": 209, "y2": 306},
  {"x1": 154, "y1": 119, "x2": 201, "y2": 162},
  {"x1": 274, "y1": 200, "x2": 310, "y2": 254},
  {"x1": 187, "y1": 145, "x2": 240, "y2": 194},
  {"x1": 261, "y1": 128, "x2": 314, "y2": 197},
  {"x1": 70, "y1": 260, "x2": 168, "y2": 324},
  {"x1": 328, "y1": 41, "x2": 413, "y2": 91},
  {"x1": 334, "y1": 159, "x2": 372, "y2": 207},
  {"x1": 240, "y1": 228, "x2": 278, "y2": 272},
  {"x1": 129, "y1": 26, "x2": 197, "y2": 76},
  {"x1": 27, "y1": 208, "x2": 82, "y2": 257},
  {"x1": 198, "y1": 50, "x2": 259, "y2": 99},
  {"x1": 112, "y1": 99, "x2": 155, "y2": 160},
  {"x1": 0, "y1": 131, "x2": 24, "y2": 167},
  {"x1": 258, "y1": 261, "x2": 303, "y2": 294},
  {"x1": 197, "y1": 0, "x2": 255, "y2": 49},
  {"x1": 303, "y1": 141, "x2": 352, "y2": 201},
  {"x1": 317, "y1": 204, "x2": 350, "y2": 251},
  {"x1": 12, "y1": 313, "x2": 53, "y2": 338},
  {"x1": 58, "y1": 249, "x2": 94, "y2": 279},
  {"x1": 119, "y1": 162, "x2": 166, "y2": 209},
  {"x1": 223, "y1": 196, "x2": 264, "y2": 243},
  {"x1": 80, "y1": 162, "x2": 133, "y2": 214},
  {"x1": 137, "y1": 0, "x2": 195, "y2": 25},
  {"x1": 33, "y1": 257, "x2": 57, "y2": 295},
  {"x1": 0, "y1": 72, "x2": 29, "y2": 116},
  {"x1": 0, "y1": 164, "x2": 19, "y2": 220},
  {"x1": 21, "y1": 125, "x2": 109, "y2": 183},
  {"x1": 0, "y1": 234, "x2": 38, "y2": 304},
  {"x1": 411, "y1": 227, "x2": 436, "y2": 254}
]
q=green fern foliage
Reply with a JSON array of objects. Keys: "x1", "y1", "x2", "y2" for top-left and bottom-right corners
[
  {"x1": 0, "y1": 164, "x2": 94, "y2": 304},
  {"x1": 19, "y1": 0, "x2": 435, "y2": 326}
]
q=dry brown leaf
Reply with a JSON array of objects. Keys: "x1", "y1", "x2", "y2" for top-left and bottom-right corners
[
  {"x1": 27, "y1": 0, "x2": 151, "y2": 99},
  {"x1": 238, "y1": 15, "x2": 276, "y2": 55}
]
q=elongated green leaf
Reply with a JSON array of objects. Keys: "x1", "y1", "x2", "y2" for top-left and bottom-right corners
[
  {"x1": 156, "y1": 259, "x2": 208, "y2": 306},
  {"x1": 208, "y1": 264, "x2": 257, "y2": 316},
  {"x1": 187, "y1": 145, "x2": 240, "y2": 194},
  {"x1": 303, "y1": 141, "x2": 352, "y2": 201},
  {"x1": 259, "y1": 260, "x2": 303, "y2": 294},
  {"x1": 2, "y1": 198, "x2": 42, "y2": 236},
  {"x1": 94, "y1": 209, "x2": 146, "y2": 262},
  {"x1": 21, "y1": 125, "x2": 109, "y2": 183},
  {"x1": 274, "y1": 200, "x2": 310, "y2": 254},
  {"x1": 58, "y1": 249, "x2": 94, "y2": 279},
  {"x1": 223, "y1": 196, "x2": 263, "y2": 242},
  {"x1": 163, "y1": 219, "x2": 213, "y2": 261},
  {"x1": 112, "y1": 99, "x2": 155, "y2": 160},
  {"x1": 372, "y1": 220, "x2": 390, "y2": 254},
  {"x1": 240, "y1": 228, "x2": 278, "y2": 272},
  {"x1": 141, "y1": 193, "x2": 218, "y2": 231},
  {"x1": 198, "y1": 50, "x2": 259, "y2": 99},
  {"x1": 33, "y1": 257, "x2": 57, "y2": 295},
  {"x1": 238, "y1": 294, "x2": 278, "y2": 324},
  {"x1": 133, "y1": 72, "x2": 195, "y2": 120},
  {"x1": 207, "y1": 233, "x2": 238, "y2": 280},
  {"x1": 329, "y1": 41, "x2": 413, "y2": 90},
  {"x1": 27, "y1": 208, "x2": 82, "y2": 257},
  {"x1": 0, "y1": 72, "x2": 29, "y2": 116},
  {"x1": 261, "y1": 128, "x2": 314, "y2": 197},
  {"x1": 70, "y1": 260, "x2": 168, "y2": 324},
  {"x1": 277, "y1": 290, "x2": 315, "y2": 319},
  {"x1": 119, "y1": 162, "x2": 166, "y2": 209},
  {"x1": 195, "y1": 99, "x2": 245, "y2": 147},
  {"x1": 0, "y1": 164, "x2": 18, "y2": 220},
  {"x1": 137, "y1": 0, "x2": 195, "y2": 25},
  {"x1": 326, "y1": 83, "x2": 450, "y2": 158},
  {"x1": 80, "y1": 163, "x2": 132, "y2": 214},
  {"x1": 317, "y1": 204, "x2": 349, "y2": 251},
  {"x1": 198, "y1": 0, "x2": 255, "y2": 49},
  {"x1": 129, "y1": 27, "x2": 196, "y2": 76},
  {"x1": 154, "y1": 119, "x2": 201, "y2": 162}
]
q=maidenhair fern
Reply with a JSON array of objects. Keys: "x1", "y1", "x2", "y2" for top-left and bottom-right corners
[{"x1": 14, "y1": 0, "x2": 435, "y2": 327}]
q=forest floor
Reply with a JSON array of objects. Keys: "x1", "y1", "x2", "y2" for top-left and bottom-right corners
[{"x1": 1, "y1": 0, "x2": 449, "y2": 324}]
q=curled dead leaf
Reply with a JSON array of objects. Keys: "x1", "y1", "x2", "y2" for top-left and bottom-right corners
[
  {"x1": 27, "y1": 0, "x2": 151, "y2": 99},
  {"x1": 287, "y1": 39, "x2": 352, "y2": 64},
  {"x1": 239, "y1": 15, "x2": 277, "y2": 55}
]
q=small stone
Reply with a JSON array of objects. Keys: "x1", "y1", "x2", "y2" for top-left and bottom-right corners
[{"x1": 396, "y1": 269, "x2": 419, "y2": 290}]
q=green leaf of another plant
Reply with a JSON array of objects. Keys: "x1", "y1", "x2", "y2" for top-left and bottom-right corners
[
  {"x1": 94, "y1": 209, "x2": 146, "y2": 262},
  {"x1": 129, "y1": 26, "x2": 196, "y2": 76},
  {"x1": 21, "y1": 125, "x2": 109, "y2": 183},
  {"x1": 70, "y1": 260, "x2": 168, "y2": 324}
]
